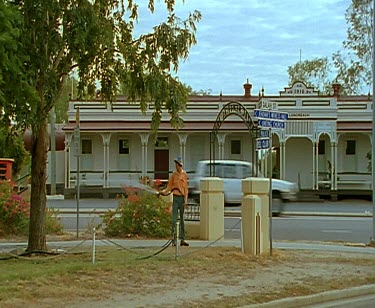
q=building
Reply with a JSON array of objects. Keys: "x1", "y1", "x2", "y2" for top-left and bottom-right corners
[{"x1": 52, "y1": 81, "x2": 371, "y2": 199}]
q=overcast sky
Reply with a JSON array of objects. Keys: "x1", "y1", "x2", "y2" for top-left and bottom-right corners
[{"x1": 137, "y1": 0, "x2": 349, "y2": 95}]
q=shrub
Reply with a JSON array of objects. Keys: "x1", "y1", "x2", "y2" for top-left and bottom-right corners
[
  {"x1": 45, "y1": 208, "x2": 64, "y2": 235},
  {"x1": 102, "y1": 187, "x2": 172, "y2": 238},
  {"x1": 0, "y1": 180, "x2": 30, "y2": 236},
  {"x1": 0, "y1": 180, "x2": 63, "y2": 237}
]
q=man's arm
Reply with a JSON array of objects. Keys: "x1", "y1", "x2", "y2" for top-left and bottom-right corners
[{"x1": 160, "y1": 173, "x2": 174, "y2": 196}]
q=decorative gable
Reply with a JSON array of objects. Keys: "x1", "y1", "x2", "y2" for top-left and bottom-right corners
[{"x1": 280, "y1": 81, "x2": 319, "y2": 96}]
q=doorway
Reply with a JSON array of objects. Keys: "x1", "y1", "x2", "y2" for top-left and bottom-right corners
[{"x1": 154, "y1": 149, "x2": 169, "y2": 179}]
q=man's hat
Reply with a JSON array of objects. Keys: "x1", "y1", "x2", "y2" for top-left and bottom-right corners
[{"x1": 174, "y1": 156, "x2": 183, "y2": 166}]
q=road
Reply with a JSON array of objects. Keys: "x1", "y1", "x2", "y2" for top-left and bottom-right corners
[{"x1": 48, "y1": 197, "x2": 374, "y2": 244}]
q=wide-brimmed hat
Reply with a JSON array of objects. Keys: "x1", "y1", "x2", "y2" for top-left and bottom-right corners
[{"x1": 174, "y1": 156, "x2": 183, "y2": 166}]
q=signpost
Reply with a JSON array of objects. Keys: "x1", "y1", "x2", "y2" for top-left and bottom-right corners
[
  {"x1": 254, "y1": 104, "x2": 288, "y2": 255},
  {"x1": 75, "y1": 108, "x2": 80, "y2": 239}
]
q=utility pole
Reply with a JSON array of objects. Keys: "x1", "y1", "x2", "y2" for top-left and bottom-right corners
[
  {"x1": 50, "y1": 106, "x2": 56, "y2": 195},
  {"x1": 75, "y1": 107, "x2": 81, "y2": 239}
]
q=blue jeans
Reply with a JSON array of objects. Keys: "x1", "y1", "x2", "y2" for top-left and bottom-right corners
[{"x1": 172, "y1": 195, "x2": 185, "y2": 240}]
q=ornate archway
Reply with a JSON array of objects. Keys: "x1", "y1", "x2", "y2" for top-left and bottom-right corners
[{"x1": 210, "y1": 101, "x2": 259, "y2": 176}]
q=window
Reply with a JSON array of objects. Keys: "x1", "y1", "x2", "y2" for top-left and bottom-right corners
[
  {"x1": 346, "y1": 140, "x2": 356, "y2": 155},
  {"x1": 318, "y1": 140, "x2": 325, "y2": 155},
  {"x1": 81, "y1": 139, "x2": 92, "y2": 154},
  {"x1": 119, "y1": 139, "x2": 129, "y2": 154},
  {"x1": 155, "y1": 137, "x2": 168, "y2": 148},
  {"x1": 231, "y1": 140, "x2": 241, "y2": 155}
]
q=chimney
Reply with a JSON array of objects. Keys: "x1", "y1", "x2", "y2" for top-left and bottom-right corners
[
  {"x1": 332, "y1": 83, "x2": 341, "y2": 97},
  {"x1": 243, "y1": 79, "x2": 252, "y2": 98}
]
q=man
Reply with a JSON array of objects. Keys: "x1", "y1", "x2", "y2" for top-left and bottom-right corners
[{"x1": 160, "y1": 156, "x2": 189, "y2": 246}]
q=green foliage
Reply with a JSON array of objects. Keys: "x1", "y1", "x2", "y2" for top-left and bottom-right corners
[
  {"x1": 53, "y1": 77, "x2": 79, "y2": 123},
  {"x1": 0, "y1": 126, "x2": 30, "y2": 176},
  {"x1": 333, "y1": 0, "x2": 372, "y2": 94},
  {"x1": 0, "y1": 181, "x2": 63, "y2": 237},
  {"x1": 45, "y1": 208, "x2": 64, "y2": 235},
  {"x1": 287, "y1": 57, "x2": 332, "y2": 94},
  {"x1": 0, "y1": 180, "x2": 30, "y2": 236},
  {"x1": 102, "y1": 188, "x2": 172, "y2": 238},
  {"x1": 287, "y1": 0, "x2": 372, "y2": 95},
  {"x1": 0, "y1": 0, "x2": 200, "y2": 251}
]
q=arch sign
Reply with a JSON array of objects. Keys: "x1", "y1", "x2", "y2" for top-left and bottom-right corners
[
  {"x1": 212, "y1": 101, "x2": 255, "y2": 135},
  {"x1": 210, "y1": 101, "x2": 258, "y2": 174}
]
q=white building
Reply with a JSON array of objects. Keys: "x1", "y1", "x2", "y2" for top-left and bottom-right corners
[{"x1": 55, "y1": 81, "x2": 372, "y2": 199}]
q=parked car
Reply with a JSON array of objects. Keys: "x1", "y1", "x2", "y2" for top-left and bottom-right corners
[{"x1": 189, "y1": 160, "x2": 298, "y2": 214}]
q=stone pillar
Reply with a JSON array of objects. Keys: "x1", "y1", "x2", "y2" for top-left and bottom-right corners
[
  {"x1": 241, "y1": 178, "x2": 270, "y2": 255},
  {"x1": 216, "y1": 133, "x2": 226, "y2": 160},
  {"x1": 280, "y1": 141, "x2": 286, "y2": 179},
  {"x1": 177, "y1": 133, "x2": 188, "y2": 165},
  {"x1": 312, "y1": 143, "x2": 316, "y2": 189},
  {"x1": 101, "y1": 133, "x2": 111, "y2": 188},
  {"x1": 200, "y1": 178, "x2": 224, "y2": 241},
  {"x1": 139, "y1": 133, "x2": 149, "y2": 178}
]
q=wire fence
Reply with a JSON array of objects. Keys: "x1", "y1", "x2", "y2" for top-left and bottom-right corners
[{"x1": 0, "y1": 216, "x2": 243, "y2": 264}]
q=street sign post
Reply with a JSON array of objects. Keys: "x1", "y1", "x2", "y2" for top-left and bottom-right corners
[
  {"x1": 254, "y1": 109, "x2": 289, "y2": 120},
  {"x1": 259, "y1": 129, "x2": 270, "y2": 138},
  {"x1": 253, "y1": 104, "x2": 289, "y2": 256},
  {"x1": 258, "y1": 119, "x2": 285, "y2": 129},
  {"x1": 256, "y1": 138, "x2": 270, "y2": 150}
]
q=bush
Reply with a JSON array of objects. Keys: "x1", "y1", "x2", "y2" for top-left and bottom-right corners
[
  {"x1": 102, "y1": 187, "x2": 172, "y2": 238},
  {"x1": 0, "y1": 180, "x2": 30, "y2": 236},
  {"x1": 0, "y1": 180, "x2": 63, "y2": 237}
]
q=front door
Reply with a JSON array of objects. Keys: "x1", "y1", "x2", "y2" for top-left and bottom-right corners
[{"x1": 154, "y1": 149, "x2": 169, "y2": 180}]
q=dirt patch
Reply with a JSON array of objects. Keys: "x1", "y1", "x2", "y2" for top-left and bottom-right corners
[{"x1": 3, "y1": 245, "x2": 372, "y2": 308}]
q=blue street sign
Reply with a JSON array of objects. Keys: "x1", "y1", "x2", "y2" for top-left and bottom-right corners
[
  {"x1": 254, "y1": 109, "x2": 288, "y2": 120},
  {"x1": 258, "y1": 119, "x2": 285, "y2": 129},
  {"x1": 259, "y1": 129, "x2": 270, "y2": 138},
  {"x1": 256, "y1": 138, "x2": 270, "y2": 150}
]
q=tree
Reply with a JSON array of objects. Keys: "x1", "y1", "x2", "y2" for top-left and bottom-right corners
[
  {"x1": 287, "y1": 57, "x2": 332, "y2": 94},
  {"x1": 184, "y1": 84, "x2": 212, "y2": 95},
  {"x1": 287, "y1": 0, "x2": 372, "y2": 95},
  {"x1": 4, "y1": 0, "x2": 200, "y2": 251},
  {"x1": 0, "y1": 1, "x2": 32, "y2": 176},
  {"x1": 333, "y1": 0, "x2": 372, "y2": 94},
  {"x1": 53, "y1": 76, "x2": 79, "y2": 123}
]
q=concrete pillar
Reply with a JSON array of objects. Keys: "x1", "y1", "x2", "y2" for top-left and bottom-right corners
[
  {"x1": 101, "y1": 133, "x2": 111, "y2": 188},
  {"x1": 139, "y1": 133, "x2": 149, "y2": 178},
  {"x1": 200, "y1": 178, "x2": 224, "y2": 241},
  {"x1": 241, "y1": 178, "x2": 270, "y2": 255}
]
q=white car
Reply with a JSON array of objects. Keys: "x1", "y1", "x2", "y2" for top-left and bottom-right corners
[{"x1": 189, "y1": 160, "x2": 298, "y2": 214}]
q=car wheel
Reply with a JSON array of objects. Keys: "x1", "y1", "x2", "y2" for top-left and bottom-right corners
[{"x1": 272, "y1": 191, "x2": 285, "y2": 216}]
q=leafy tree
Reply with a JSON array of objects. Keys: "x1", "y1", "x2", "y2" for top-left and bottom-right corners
[
  {"x1": 0, "y1": 1, "x2": 31, "y2": 176},
  {"x1": 0, "y1": 127, "x2": 30, "y2": 176},
  {"x1": 287, "y1": 0, "x2": 372, "y2": 95},
  {"x1": 4, "y1": 0, "x2": 200, "y2": 251},
  {"x1": 52, "y1": 76, "x2": 79, "y2": 124},
  {"x1": 287, "y1": 57, "x2": 332, "y2": 94},
  {"x1": 184, "y1": 84, "x2": 212, "y2": 95},
  {"x1": 333, "y1": 0, "x2": 372, "y2": 94}
]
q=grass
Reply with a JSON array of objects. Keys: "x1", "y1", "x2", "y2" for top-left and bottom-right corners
[{"x1": 0, "y1": 246, "x2": 374, "y2": 307}]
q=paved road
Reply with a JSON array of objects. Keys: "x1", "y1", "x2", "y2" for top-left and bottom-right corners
[
  {"x1": 50, "y1": 197, "x2": 374, "y2": 244},
  {"x1": 224, "y1": 216, "x2": 373, "y2": 243}
]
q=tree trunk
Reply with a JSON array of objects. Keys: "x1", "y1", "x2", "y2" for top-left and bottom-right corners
[{"x1": 27, "y1": 119, "x2": 48, "y2": 251}]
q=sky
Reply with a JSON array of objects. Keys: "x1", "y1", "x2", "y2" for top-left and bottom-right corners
[{"x1": 136, "y1": 0, "x2": 350, "y2": 95}]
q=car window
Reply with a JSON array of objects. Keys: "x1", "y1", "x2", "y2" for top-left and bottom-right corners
[
  {"x1": 239, "y1": 165, "x2": 252, "y2": 178},
  {"x1": 223, "y1": 164, "x2": 237, "y2": 179}
]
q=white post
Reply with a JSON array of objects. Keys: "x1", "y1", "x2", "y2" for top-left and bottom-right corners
[
  {"x1": 175, "y1": 221, "x2": 180, "y2": 259},
  {"x1": 92, "y1": 227, "x2": 96, "y2": 264}
]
